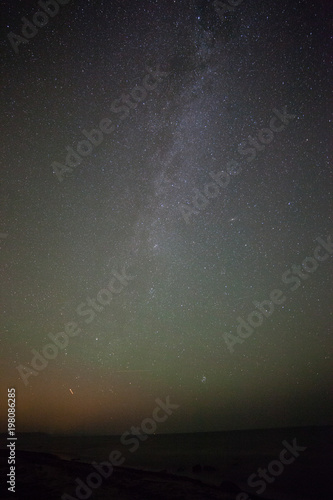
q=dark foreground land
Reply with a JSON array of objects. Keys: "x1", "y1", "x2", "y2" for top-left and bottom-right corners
[
  {"x1": 0, "y1": 449, "x2": 268, "y2": 500},
  {"x1": 0, "y1": 426, "x2": 332, "y2": 500}
]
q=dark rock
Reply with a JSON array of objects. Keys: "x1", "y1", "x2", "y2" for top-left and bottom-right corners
[
  {"x1": 219, "y1": 480, "x2": 243, "y2": 494},
  {"x1": 203, "y1": 465, "x2": 217, "y2": 472},
  {"x1": 192, "y1": 464, "x2": 202, "y2": 474}
]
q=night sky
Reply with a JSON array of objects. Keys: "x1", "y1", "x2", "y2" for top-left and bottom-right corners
[{"x1": 0, "y1": 0, "x2": 332, "y2": 435}]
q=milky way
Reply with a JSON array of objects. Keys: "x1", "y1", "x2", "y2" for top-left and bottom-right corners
[{"x1": 0, "y1": 0, "x2": 332, "y2": 434}]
